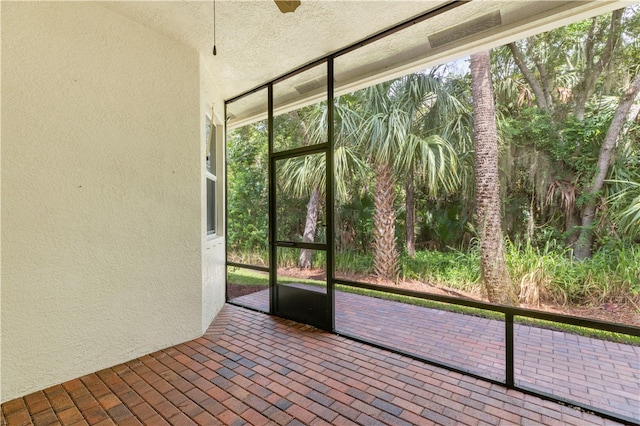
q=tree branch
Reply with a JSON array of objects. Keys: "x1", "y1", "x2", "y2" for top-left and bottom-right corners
[
  {"x1": 533, "y1": 54, "x2": 554, "y2": 110},
  {"x1": 574, "y1": 9, "x2": 624, "y2": 120},
  {"x1": 575, "y1": 72, "x2": 640, "y2": 259},
  {"x1": 594, "y1": 8, "x2": 623, "y2": 76},
  {"x1": 619, "y1": 84, "x2": 640, "y2": 145},
  {"x1": 592, "y1": 73, "x2": 640, "y2": 195},
  {"x1": 508, "y1": 42, "x2": 551, "y2": 112}
]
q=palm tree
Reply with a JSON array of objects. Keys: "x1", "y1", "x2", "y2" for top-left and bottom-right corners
[
  {"x1": 470, "y1": 51, "x2": 517, "y2": 306},
  {"x1": 608, "y1": 180, "x2": 640, "y2": 237},
  {"x1": 278, "y1": 97, "x2": 365, "y2": 268},
  {"x1": 358, "y1": 73, "x2": 460, "y2": 278},
  {"x1": 402, "y1": 70, "x2": 469, "y2": 256}
]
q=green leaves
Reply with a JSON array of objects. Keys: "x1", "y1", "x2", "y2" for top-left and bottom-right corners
[
  {"x1": 607, "y1": 179, "x2": 640, "y2": 237},
  {"x1": 357, "y1": 72, "x2": 463, "y2": 189},
  {"x1": 227, "y1": 121, "x2": 269, "y2": 255}
]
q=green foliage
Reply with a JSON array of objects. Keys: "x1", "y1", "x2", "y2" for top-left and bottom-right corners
[
  {"x1": 560, "y1": 106, "x2": 613, "y2": 173},
  {"x1": 226, "y1": 123, "x2": 269, "y2": 255},
  {"x1": 225, "y1": 7, "x2": 640, "y2": 314},
  {"x1": 335, "y1": 251, "x2": 373, "y2": 275},
  {"x1": 228, "y1": 268, "x2": 324, "y2": 288},
  {"x1": 336, "y1": 191, "x2": 375, "y2": 252},
  {"x1": 277, "y1": 247, "x2": 326, "y2": 269},
  {"x1": 505, "y1": 238, "x2": 640, "y2": 306},
  {"x1": 330, "y1": 243, "x2": 640, "y2": 307},
  {"x1": 227, "y1": 268, "x2": 269, "y2": 286},
  {"x1": 227, "y1": 249, "x2": 269, "y2": 268},
  {"x1": 501, "y1": 108, "x2": 556, "y2": 150},
  {"x1": 607, "y1": 180, "x2": 640, "y2": 237},
  {"x1": 400, "y1": 249, "x2": 481, "y2": 293},
  {"x1": 553, "y1": 247, "x2": 638, "y2": 304},
  {"x1": 416, "y1": 203, "x2": 469, "y2": 249}
]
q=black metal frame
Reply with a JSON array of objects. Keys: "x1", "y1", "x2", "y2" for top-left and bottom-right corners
[
  {"x1": 331, "y1": 278, "x2": 640, "y2": 425},
  {"x1": 265, "y1": 61, "x2": 334, "y2": 331},
  {"x1": 223, "y1": 1, "x2": 640, "y2": 423},
  {"x1": 228, "y1": 274, "x2": 640, "y2": 425},
  {"x1": 268, "y1": 83, "x2": 276, "y2": 315},
  {"x1": 225, "y1": 1, "x2": 465, "y2": 105}
]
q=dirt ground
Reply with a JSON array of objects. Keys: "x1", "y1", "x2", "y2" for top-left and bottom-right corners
[{"x1": 229, "y1": 267, "x2": 640, "y2": 327}]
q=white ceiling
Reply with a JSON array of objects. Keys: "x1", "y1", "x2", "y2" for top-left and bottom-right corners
[
  {"x1": 101, "y1": 0, "x2": 635, "y2": 117},
  {"x1": 100, "y1": 1, "x2": 449, "y2": 99}
]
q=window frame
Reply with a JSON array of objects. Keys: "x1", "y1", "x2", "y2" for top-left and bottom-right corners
[{"x1": 206, "y1": 114, "x2": 219, "y2": 238}]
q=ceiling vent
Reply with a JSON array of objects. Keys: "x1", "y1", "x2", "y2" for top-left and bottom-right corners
[
  {"x1": 295, "y1": 76, "x2": 329, "y2": 95},
  {"x1": 428, "y1": 11, "x2": 502, "y2": 49}
]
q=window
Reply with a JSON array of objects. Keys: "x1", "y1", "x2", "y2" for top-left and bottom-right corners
[
  {"x1": 206, "y1": 115, "x2": 216, "y2": 175},
  {"x1": 207, "y1": 177, "x2": 216, "y2": 235},
  {"x1": 206, "y1": 115, "x2": 217, "y2": 236}
]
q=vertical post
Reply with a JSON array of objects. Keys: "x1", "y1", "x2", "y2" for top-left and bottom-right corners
[
  {"x1": 224, "y1": 102, "x2": 229, "y2": 303},
  {"x1": 505, "y1": 312, "x2": 514, "y2": 387},
  {"x1": 327, "y1": 57, "x2": 335, "y2": 331},
  {"x1": 268, "y1": 83, "x2": 276, "y2": 315}
]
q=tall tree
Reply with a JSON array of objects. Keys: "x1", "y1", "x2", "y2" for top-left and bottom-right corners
[
  {"x1": 359, "y1": 73, "x2": 459, "y2": 278},
  {"x1": 574, "y1": 73, "x2": 640, "y2": 259},
  {"x1": 278, "y1": 98, "x2": 365, "y2": 268},
  {"x1": 573, "y1": 9, "x2": 625, "y2": 121},
  {"x1": 470, "y1": 51, "x2": 517, "y2": 305},
  {"x1": 505, "y1": 6, "x2": 638, "y2": 256}
]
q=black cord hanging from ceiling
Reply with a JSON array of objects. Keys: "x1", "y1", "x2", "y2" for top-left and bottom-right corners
[{"x1": 212, "y1": 0, "x2": 217, "y2": 55}]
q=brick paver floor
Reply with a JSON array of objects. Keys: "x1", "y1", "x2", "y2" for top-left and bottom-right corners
[
  {"x1": 233, "y1": 287, "x2": 640, "y2": 422},
  {"x1": 1, "y1": 304, "x2": 630, "y2": 425}
]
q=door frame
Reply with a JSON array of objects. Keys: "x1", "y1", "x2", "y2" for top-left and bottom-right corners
[{"x1": 267, "y1": 59, "x2": 335, "y2": 331}]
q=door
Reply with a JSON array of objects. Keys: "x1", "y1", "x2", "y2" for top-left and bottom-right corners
[
  {"x1": 269, "y1": 61, "x2": 334, "y2": 330},
  {"x1": 271, "y1": 148, "x2": 332, "y2": 330}
]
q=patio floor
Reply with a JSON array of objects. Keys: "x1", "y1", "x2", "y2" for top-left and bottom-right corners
[
  {"x1": 233, "y1": 286, "x2": 640, "y2": 423},
  {"x1": 1, "y1": 303, "x2": 631, "y2": 425}
]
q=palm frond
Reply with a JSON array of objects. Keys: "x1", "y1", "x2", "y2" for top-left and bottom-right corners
[{"x1": 606, "y1": 179, "x2": 640, "y2": 236}]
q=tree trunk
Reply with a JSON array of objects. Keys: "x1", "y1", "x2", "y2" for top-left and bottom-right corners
[
  {"x1": 373, "y1": 162, "x2": 399, "y2": 280},
  {"x1": 470, "y1": 51, "x2": 517, "y2": 306},
  {"x1": 406, "y1": 164, "x2": 416, "y2": 258},
  {"x1": 574, "y1": 9, "x2": 623, "y2": 121},
  {"x1": 508, "y1": 42, "x2": 552, "y2": 112},
  {"x1": 565, "y1": 206, "x2": 581, "y2": 247},
  {"x1": 298, "y1": 188, "x2": 320, "y2": 268},
  {"x1": 621, "y1": 89, "x2": 640, "y2": 140},
  {"x1": 574, "y1": 73, "x2": 640, "y2": 260}
]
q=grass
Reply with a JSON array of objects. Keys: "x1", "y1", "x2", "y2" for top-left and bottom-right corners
[
  {"x1": 228, "y1": 267, "x2": 325, "y2": 287},
  {"x1": 393, "y1": 241, "x2": 640, "y2": 308},
  {"x1": 399, "y1": 249, "x2": 480, "y2": 293},
  {"x1": 227, "y1": 250, "x2": 269, "y2": 268},
  {"x1": 514, "y1": 317, "x2": 640, "y2": 346},
  {"x1": 227, "y1": 267, "x2": 269, "y2": 286},
  {"x1": 334, "y1": 283, "x2": 501, "y2": 320}
]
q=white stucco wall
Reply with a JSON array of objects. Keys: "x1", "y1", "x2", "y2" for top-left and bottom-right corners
[
  {"x1": 1, "y1": 2, "x2": 209, "y2": 402},
  {"x1": 200, "y1": 61, "x2": 227, "y2": 333}
]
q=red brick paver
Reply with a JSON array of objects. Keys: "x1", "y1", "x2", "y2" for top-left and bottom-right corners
[
  {"x1": 233, "y1": 287, "x2": 640, "y2": 422},
  {"x1": 2, "y1": 304, "x2": 629, "y2": 425}
]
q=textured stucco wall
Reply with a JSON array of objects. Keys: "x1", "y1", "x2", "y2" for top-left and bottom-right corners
[
  {"x1": 1, "y1": 2, "x2": 205, "y2": 402},
  {"x1": 200, "y1": 61, "x2": 226, "y2": 333}
]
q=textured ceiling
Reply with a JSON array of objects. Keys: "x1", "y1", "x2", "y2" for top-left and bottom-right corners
[
  {"x1": 101, "y1": 1, "x2": 451, "y2": 100},
  {"x1": 101, "y1": 0, "x2": 635, "y2": 110}
]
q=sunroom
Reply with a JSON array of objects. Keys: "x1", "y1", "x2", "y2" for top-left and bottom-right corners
[{"x1": 2, "y1": 1, "x2": 639, "y2": 425}]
